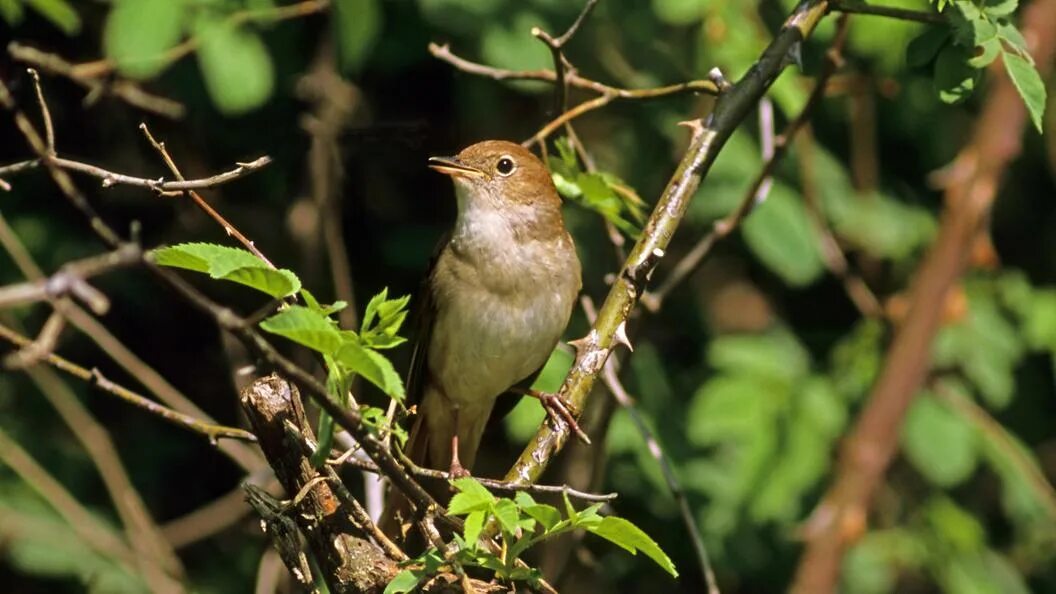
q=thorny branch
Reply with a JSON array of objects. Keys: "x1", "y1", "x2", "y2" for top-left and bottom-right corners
[
  {"x1": 500, "y1": 1, "x2": 834, "y2": 491},
  {"x1": 642, "y1": 13, "x2": 852, "y2": 313},
  {"x1": 0, "y1": 322, "x2": 258, "y2": 443}
]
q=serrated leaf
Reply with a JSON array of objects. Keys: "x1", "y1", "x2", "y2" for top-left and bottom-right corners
[
  {"x1": 383, "y1": 569, "x2": 422, "y2": 594},
  {"x1": 333, "y1": 0, "x2": 381, "y2": 73},
  {"x1": 194, "y1": 15, "x2": 274, "y2": 114},
  {"x1": 260, "y1": 306, "x2": 343, "y2": 354},
  {"x1": 104, "y1": 0, "x2": 181, "y2": 77},
  {"x1": 333, "y1": 341, "x2": 405, "y2": 400},
  {"x1": 902, "y1": 395, "x2": 978, "y2": 487},
  {"x1": 448, "y1": 478, "x2": 495, "y2": 514},
  {"x1": 152, "y1": 243, "x2": 300, "y2": 297},
  {"x1": 515, "y1": 492, "x2": 561, "y2": 531},
  {"x1": 493, "y1": 499, "x2": 520, "y2": 535},
  {"x1": 1002, "y1": 49, "x2": 1047, "y2": 133},
  {"x1": 464, "y1": 509, "x2": 486, "y2": 547},
  {"x1": 586, "y1": 516, "x2": 678, "y2": 577}
]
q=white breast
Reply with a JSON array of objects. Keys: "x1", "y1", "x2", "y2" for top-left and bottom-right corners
[{"x1": 428, "y1": 201, "x2": 580, "y2": 409}]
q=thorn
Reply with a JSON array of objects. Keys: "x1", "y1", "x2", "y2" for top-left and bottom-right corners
[
  {"x1": 614, "y1": 321, "x2": 633, "y2": 352},
  {"x1": 677, "y1": 118, "x2": 705, "y2": 139}
]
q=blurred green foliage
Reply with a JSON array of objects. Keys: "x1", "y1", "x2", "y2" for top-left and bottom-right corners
[{"x1": 1, "y1": 0, "x2": 1056, "y2": 593}]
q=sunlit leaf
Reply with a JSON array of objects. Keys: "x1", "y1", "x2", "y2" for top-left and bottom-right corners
[{"x1": 152, "y1": 243, "x2": 300, "y2": 298}]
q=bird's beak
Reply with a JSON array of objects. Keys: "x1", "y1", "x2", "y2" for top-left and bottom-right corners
[{"x1": 428, "y1": 156, "x2": 486, "y2": 179}]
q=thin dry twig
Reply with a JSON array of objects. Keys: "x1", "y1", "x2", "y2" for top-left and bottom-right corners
[
  {"x1": 0, "y1": 425, "x2": 184, "y2": 590},
  {"x1": 337, "y1": 451, "x2": 618, "y2": 503},
  {"x1": 49, "y1": 154, "x2": 273, "y2": 192},
  {"x1": 9, "y1": 43, "x2": 185, "y2": 118},
  {"x1": 140, "y1": 123, "x2": 277, "y2": 268},
  {"x1": 0, "y1": 211, "x2": 264, "y2": 472},
  {"x1": 0, "y1": 321, "x2": 257, "y2": 444},
  {"x1": 20, "y1": 353, "x2": 186, "y2": 587},
  {"x1": 0, "y1": 243, "x2": 140, "y2": 312},
  {"x1": 580, "y1": 296, "x2": 718, "y2": 593}
]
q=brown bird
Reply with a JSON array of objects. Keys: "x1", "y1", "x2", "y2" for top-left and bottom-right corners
[{"x1": 403, "y1": 140, "x2": 583, "y2": 478}]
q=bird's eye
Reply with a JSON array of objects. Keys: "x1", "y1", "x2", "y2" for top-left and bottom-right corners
[{"x1": 496, "y1": 156, "x2": 516, "y2": 176}]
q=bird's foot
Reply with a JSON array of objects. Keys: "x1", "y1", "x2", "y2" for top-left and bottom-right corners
[
  {"x1": 526, "y1": 389, "x2": 591, "y2": 445},
  {"x1": 448, "y1": 434, "x2": 471, "y2": 478},
  {"x1": 448, "y1": 460, "x2": 471, "y2": 479}
]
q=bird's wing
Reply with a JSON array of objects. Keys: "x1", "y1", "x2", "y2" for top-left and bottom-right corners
[{"x1": 400, "y1": 232, "x2": 450, "y2": 459}]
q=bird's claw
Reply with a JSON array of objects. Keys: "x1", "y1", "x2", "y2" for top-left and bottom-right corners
[{"x1": 532, "y1": 390, "x2": 591, "y2": 445}]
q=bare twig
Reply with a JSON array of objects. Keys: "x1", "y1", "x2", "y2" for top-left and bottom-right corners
[
  {"x1": 49, "y1": 154, "x2": 272, "y2": 192},
  {"x1": 20, "y1": 354, "x2": 186, "y2": 588},
  {"x1": 641, "y1": 13, "x2": 851, "y2": 313},
  {"x1": 0, "y1": 321, "x2": 257, "y2": 443},
  {"x1": 337, "y1": 452, "x2": 618, "y2": 503},
  {"x1": 0, "y1": 211, "x2": 263, "y2": 472},
  {"x1": 0, "y1": 243, "x2": 140, "y2": 311},
  {"x1": 0, "y1": 426, "x2": 181, "y2": 590},
  {"x1": 9, "y1": 43, "x2": 185, "y2": 118},
  {"x1": 791, "y1": 3, "x2": 1056, "y2": 591},
  {"x1": 796, "y1": 128, "x2": 883, "y2": 317},
  {"x1": 140, "y1": 124, "x2": 277, "y2": 268},
  {"x1": 933, "y1": 380, "x2": 1056, "y2": 521},
  {"x1": 580, "y1": 296, "x2": 718, "y2": 593},
  {"x1": 162, "y1": 478, "x2": 275, "y2": 549}
]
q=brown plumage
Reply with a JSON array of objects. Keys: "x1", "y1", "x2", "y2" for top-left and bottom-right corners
[{"x1": 382, "y1": 140, "x2": 581, "y2": 540}]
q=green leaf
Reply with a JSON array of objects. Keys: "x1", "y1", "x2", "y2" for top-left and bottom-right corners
[
  {"x1": 448, "y1": 478, "x2": 495, "y2": 515},
  {"x1": 515, "y1": 492, "x2": 561, "y2": 531},
  {"x1": 585, "y1": 516, "x2": 678, "y2": 577},
  {"x1": 0, "y1": 0, "x2": 23, "y2": 25},
  {"x1": 104, "y1": 0, "x2": 183, "y2": 78},
  {"x1": 493, "y1": 499, "x2": 520, "y2": 535},
  {"x1": 25, "y1": 0, "x2": 80, "y2": 34},
  {"x1": 983, "y1": 0, "x2": 1018, "y2": 18},
  {"x1": 906, "y1": 27, "x2": 951, "y2": 68},
  {"x1": 934, "y1": 43, "x2": 980, "y2": 104},
  {"x1": 194, "y1": 15, "x2": 274, "y2": 114},
  {"x1": 968, "y1": 37, "x2": 1001, "y2": 68},
  {"x1": 1002, "y1": 49, "x2": 1047, "y2": 133},
  {"x1": 259, "y1": 306, "x2": 344, "y2": 354},
  {"x1": 741, "y1": 183, "x2": 825, "y2": 287},
  {"x1": 151, "y1": 243, "x2": 300, "y2": 298},
  {"x1": 383, "y1": 569, "x2": 422, "y2": 594},
  {"x1": 333, "y1": 341, "x2": 405, "y2": 400},
  {"x1": 361, "y1": 289, "x2": 411, "y2": 348},
  {"x1": 333, "y1": 0, "x2": 381, "y2": 73},
  {"x1": 902, "y1": 395, "x2": 978, "y2": 487},
  {"x1": 464, "y1": 510, "x2": 486, "y2": 547},
  {"x1": 707, "y1": 328, "x2": 810, "y2": 384}
]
